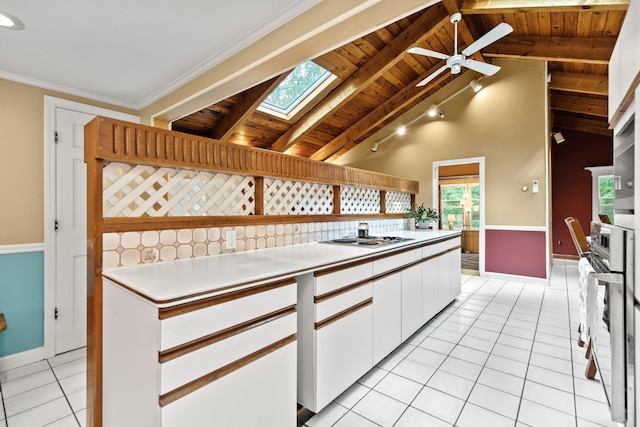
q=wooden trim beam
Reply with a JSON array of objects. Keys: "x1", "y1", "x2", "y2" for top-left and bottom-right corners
[
  {"x1": 460, "y1": 0, "x2": 629, "y2": 14},
  {"x1": 549, "y1": 71, "x2": 608, "y2": 96},
  {"x1": 87, "y1": 116, "x2": 418, "y2": 193},
  {"x1": 482, "y1": 36, "x2": 615, "y2": 64},
  {"x1": 550, "y1": 93, "x2": 608, "y2": 117},
  {"x1": 212, "y1": 73, "x2": 291, "y2": 141},
  {"x1": 553, "y1": 113, "x2": 613, "y2": 136},
  {"x1": 270, "y1": 4, "x2": 450, "y2": 153}
]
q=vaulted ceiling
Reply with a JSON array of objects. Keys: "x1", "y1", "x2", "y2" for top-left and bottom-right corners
[{"x1": 172, "y1": 0, "x2": 627, "y2": 162}]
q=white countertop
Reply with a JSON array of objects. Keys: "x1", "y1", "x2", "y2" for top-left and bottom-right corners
[{"x1": 103, "y1": 229, "x2": 460, "y2": 305}]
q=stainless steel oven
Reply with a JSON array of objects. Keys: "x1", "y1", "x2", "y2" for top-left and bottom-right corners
[{"x1": 590, "y1": 222, "x2": 635, "y2": 425}]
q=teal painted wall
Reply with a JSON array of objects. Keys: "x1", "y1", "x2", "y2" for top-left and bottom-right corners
[{"x1": 0, "y1": 251, "x2": 44, "y2": 357}]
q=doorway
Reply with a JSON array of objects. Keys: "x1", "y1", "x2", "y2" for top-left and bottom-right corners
[
  {"x1": 44, "y1": 97, "x2": 138, "y2": 358},
  {"x1": 432, "y1": 157, "x2": 485, "y2": 276}
]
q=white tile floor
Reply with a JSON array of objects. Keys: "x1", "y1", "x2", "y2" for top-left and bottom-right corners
[
  {"x1": 304, "y1": 259, "x2": 624, "y2": 427},
  {"x1": 0, "y1": 347, "x2": 86, "y2": 426},
  {"x1": 0, "y1": 259, "x2": 623, "y2": 427}
]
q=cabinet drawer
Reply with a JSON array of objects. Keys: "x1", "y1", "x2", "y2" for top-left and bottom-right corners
[
  {"x1": 162, "y1": 340, "x2": 297, "y2": 427},
  {"x1": 159, "y1": 281, "x2": 296, "y2": 351},
  {"x1": 373, "y1": 248, "x2": 421, "y2": 275},
  {"x1": 160, "y1": 311, "x2": 296, "y2": 394},
  {"x1": 315, "y1": 282, "x2": 372, "y2": 323},
  {"x1": 422, "y1": 238, "x2": 458, "y2": 258},
  {"x1": 314, "y1": 303, "x2": 373, "y2": 412},
  {"x1": 314, "y1": 261, "x2": 372, "y2": 295}
]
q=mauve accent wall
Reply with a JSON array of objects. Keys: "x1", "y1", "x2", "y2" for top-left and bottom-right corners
[
  {"x1": 486, "y1": 229, "x2": 547, "y2": 278},
  {"x1": 552, "y1": 129, "x2": 612, "y2": 256}
]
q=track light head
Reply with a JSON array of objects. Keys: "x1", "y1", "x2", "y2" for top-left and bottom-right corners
[
  {"x1": 469, "y1": 79, "x2": 482, "y2": 92},
  {"x1": 553, "y1": 132, "x2": 565, "y2": 144},
  {"x1": 427, "y1": 104, "x2": 439, "y2": 117},
  {"x1": 371, "y1": 142, "x2": 379, "y2": 152}
]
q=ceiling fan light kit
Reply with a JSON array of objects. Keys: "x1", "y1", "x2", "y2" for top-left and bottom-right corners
[{"x1": 408, "y1": 13, "x2": 513, "y2": 86}]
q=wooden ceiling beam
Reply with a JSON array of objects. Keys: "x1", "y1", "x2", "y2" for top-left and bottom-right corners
[
  {"x1": 550, "y1": 93, "x2": 608, "y2": 117},
  {"x1": 212, "y1": 72, "x2": 291, "y2": 141},
  {"x1": 482, "y1": 35, "x2": 615, "y2": 64},
  {"x1": 549, "y1": 71, "x2": 608, "y2": 95},
  {"x1": 553, "y1": 113, "x2": 612, "y2": 136},
  {"x1": 309, "y1": 64, "x2": 456, "y2": 161},
  {"x1": 270, "y1": 4, "x2": 450, "y2": 153},
  {"x1": 460, "y1": 0, "x2": 629, "y2": 14}
]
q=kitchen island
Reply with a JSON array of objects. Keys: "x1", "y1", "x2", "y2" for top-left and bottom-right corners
[{"x1": 101, "y1": 229, "x2": 461, "y2": 426}]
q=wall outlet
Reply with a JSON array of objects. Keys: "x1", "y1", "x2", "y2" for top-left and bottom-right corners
[{"x1": 226, "y1": 230, "x2": 237, "y2": 249}]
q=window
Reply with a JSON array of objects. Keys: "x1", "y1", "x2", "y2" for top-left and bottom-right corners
[
  {"x1": 586, "y1": 166, "x2": 614, "y2": 224},
  {"x1": 440, "y1": 183, "x2": 480, "y2": 230},
  {"x1": 599, "y1": 175, "x2": 614, "y2": 223},
  {"x1": 260, "y1": 61, "x2": 333, "y2": 118}
]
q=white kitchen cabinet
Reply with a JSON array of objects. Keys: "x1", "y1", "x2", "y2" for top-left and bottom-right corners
[
  {"x1": 422, "y1": 257, "x2": 439, "y2": 322},
  {"x1": 450, "y1": 247, "x2": 462, "y2": 300},
  {"x1": 437, "y1": 251, "x2": 452, "y2": 310},
  {"x1": 297, "y1": 261, "x2": 374, "y2": 413},
  {"x1": 401, "y1": 263, "x2": 423, "y2": 340},
  {"x1": 609, "y1": 0, "x2": 640, "y2": 123},
  {"x1": 103, "y1": 277, "x2": 297, "y2": 427},
  {"x1": 373, "y1": 272, "x2": 402, "y2": 363}
]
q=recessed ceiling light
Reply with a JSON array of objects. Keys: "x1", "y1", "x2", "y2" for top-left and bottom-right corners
[{"x1": 0, "y1": 10, "x2": 25, "y2": 30}]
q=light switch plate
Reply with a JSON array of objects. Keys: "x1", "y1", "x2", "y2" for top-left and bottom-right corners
[{"x1": 532, "y1": 180, "x2": 539, "y2": 193}]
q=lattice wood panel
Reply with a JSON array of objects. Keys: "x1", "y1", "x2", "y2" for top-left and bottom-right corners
[
  {"x1": 340, "y1": 186, "x2": 380, "y2": 214},
  {"x1": 264, "y1": 179, "x2": 333, "y2": 215},
  {"x1": 103, "y1": 162, "x2": 255, "y2": 217},
  {"x1": 385, "y1": 192, "x2": 411, "y2": 214}
]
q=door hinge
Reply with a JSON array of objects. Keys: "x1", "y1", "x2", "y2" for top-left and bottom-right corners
[
  {"x1": 54, "y1": 308, "x2": 59, "y2": 320},
  {"x1": 54, "y1": 131, "x2": 59, "y2": 144},
  {"x1": 54, "y1": 220, "x2": 59, "y2": 231}
]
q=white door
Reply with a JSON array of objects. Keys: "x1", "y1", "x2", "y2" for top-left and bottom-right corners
[{"x1": 54, "y1": 108, "x2": 95, "y2": 353}]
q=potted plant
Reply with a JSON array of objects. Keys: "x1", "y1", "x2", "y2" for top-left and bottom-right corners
[
  {"x1": 407, "y1": 203, "x2": 440, "y2": 229},
  {"x1": 407, "y1": 202, "x2": 426, "y2": 228},
  {"x1": 425, "y1": 207, "x2": 440, "y2": 229}
]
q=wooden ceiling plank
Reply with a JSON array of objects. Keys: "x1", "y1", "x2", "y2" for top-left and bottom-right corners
[
  {"x1": 549, "y1": 71, "x2": 608, "y2": 95},
  {"x1": 553, "y1": 113, "x2": 613, "y2": 136},
  {"x1": 460, "y1": 0, "x2": 629, "y2": 14},
  {"x1": 309, "y1": 64, "x2": 456, "y2": 161},
  {"x1": 550, "y1": 93, "x2": 608, "y2": 117},
  {"x1": 482, "y1": 35, "x2": 615, "y2": 64},
  {"x1": 270, "y1": 5, "x2": 450, "y2": 153},
  {"x1": 212, "y1": 72, "x2": 291, "y2": 141}
]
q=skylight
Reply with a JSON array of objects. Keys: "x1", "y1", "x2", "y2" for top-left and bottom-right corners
[{"x1": 261, "y1": 61, "x2": 331, "y2": 116}]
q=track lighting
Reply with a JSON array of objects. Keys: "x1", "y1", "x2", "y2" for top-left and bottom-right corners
[
  {"x1": 396, "y1": 126, "x2": 406, "y2": 135},
  {"x1": 427, "y1": 104, "x2": 439, "y2": 117},
  {"x1": 553, "y1": 132, "x2": 565, "y2": 144},
  {"x1": 469, "y1": 79, "x2": 482, "y2": 92},
  {"x1": 370, "y1": 142, "x2": 379, "y2": 152}
]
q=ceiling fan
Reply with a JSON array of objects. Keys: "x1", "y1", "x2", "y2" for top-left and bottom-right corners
[{"x1": 408, "y1": 13, "x2": 513, "y2": 87}]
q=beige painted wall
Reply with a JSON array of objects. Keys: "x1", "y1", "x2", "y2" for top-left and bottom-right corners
[
  {"x1": 0, "y1": 78, "x2": 136, "y2": 245},
  {"x1": 337, "y1": 58, "x2": 549, "y2": 227}
]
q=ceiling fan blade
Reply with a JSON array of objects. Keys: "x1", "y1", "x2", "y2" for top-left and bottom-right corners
[
  {"x1": 407, "y1": 47, "x2": 450, "y2": 60},
  {"x1": 416, "y1": 64, "x2": 449, "y2": 87},
  {"x1": 462, "y1": 59, "x2": 501, "y2": 76},
  {"x1": 461, "y1": 22, "x2": 513, "y2": 57}
]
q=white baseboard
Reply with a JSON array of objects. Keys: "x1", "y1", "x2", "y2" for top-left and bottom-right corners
[
  {"x1": 484, "y1": 271, "x2": 549, "y2": 286},
  {"x1": 0, "y1": 346, "x2": 45, "y2": 372}
]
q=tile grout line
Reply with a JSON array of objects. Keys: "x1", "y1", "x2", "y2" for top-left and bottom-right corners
[{"x1": 45, "y1": 359, "x2": 81, "y2": 427}]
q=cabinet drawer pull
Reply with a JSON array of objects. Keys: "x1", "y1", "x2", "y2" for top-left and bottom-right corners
[
  {"x1": 314, "y1": 298, "x2": 372, "y2": 330},
  {"x1": 314, "y1": 280, "x2": 371, "y2": 303},
  {"x1": 159, "y1": 278, "x2": 295, "y2": 319},
  {"x1": 159, "y1": 305, "x2": 296, "y2": 363},
  {"x1": 159, "y1": 334, "x2": 296, "y2": 407}
]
